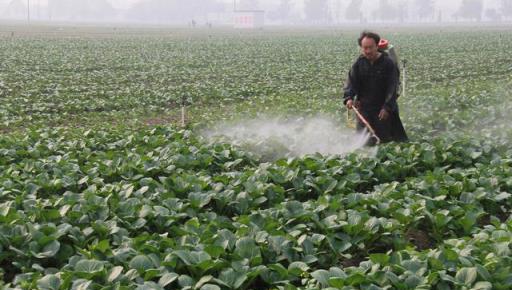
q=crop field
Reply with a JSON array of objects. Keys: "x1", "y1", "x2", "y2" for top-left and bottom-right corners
[{"x1": 1, "y1": 25, "x2": 512, "y2": 289}]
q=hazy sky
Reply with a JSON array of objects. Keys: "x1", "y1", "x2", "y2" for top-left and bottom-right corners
[
  {"x1": 1, "y1": 0, "x2": 139, "y2": 9},
  {"x1": 0, "y1": 0, "x2": 505, "y2": 23},
  {"x1": 0, "y1": 0, "x2": 502, "y2": 11}
]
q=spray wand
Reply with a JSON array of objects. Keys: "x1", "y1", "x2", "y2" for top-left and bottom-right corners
[{"x1": 351, "y1": 106, "x2": 381, "y2": 145}]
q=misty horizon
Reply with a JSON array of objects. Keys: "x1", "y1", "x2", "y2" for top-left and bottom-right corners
[{"x1": 0, "y1": 0, "x2": 511, "y2": 26}]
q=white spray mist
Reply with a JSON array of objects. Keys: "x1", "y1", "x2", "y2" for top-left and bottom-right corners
[{"x1": 202, "y1": 115, "x2": 374, "y2": 159}]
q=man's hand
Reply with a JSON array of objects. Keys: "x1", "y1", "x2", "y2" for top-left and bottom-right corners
[
  {"x1": 346, "y1": 100, "x2": 360, "y2": 110},
  {"x1": 378, "y1": 108, "x2": 390, "y2": 120},
  {"x1": 346, "y1": 100, "x2": 354, "y2": 110}
]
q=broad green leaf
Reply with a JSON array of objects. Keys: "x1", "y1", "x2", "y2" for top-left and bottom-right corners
[
  {"x1": 404, "y1": 274, "x2": 421, "y2": 288},
  {"x1": 159, "y1": 272, "x2": 179, "y2": 287},
  {"x1": 288, "y1": 261, "x2": 309, "y2": 276},
  {"x1": 328, "y1": 277, "x2": 345, "y2": 288},
  {"x1": 218, "y1": 268, "x2": 247, "y2": 289},
  {"x1": 75, "y1": 260, "x2": 104, "y2": 274},
  {"x1": 178, "y1": 275, "x2": 195, "y2": 288},
  {"x1": 472, "y1": 281, "x2": 492, "y2": 290},
  {"x1": 174, "y1": 250, "x2": 211, "y2": 266},
  {"x1": 195, "y1": 275, "x2": 214, "y2": 289},
  {"x1": 269, "y1": 263, "x2": 288, "y2": 279},
  {"x1": 495, "y1": 192, "x2": 511, "y2": 201},
  {"x1": 456, "y1": 267, "x2": 477, "y2": 285},
  {"x1": 0, "y1": 201, "x2": 13, "y2": 216},
  {"x1": 401, "y1": 260, "x2": 424, "y2": 273},
  {"x1": 346, "y1": 273, "x2": 366, "y2": 286},
  {"x1": 129, "y1": 255, "x2": 154, "y2": 273},
  {"x1": 136, "y1": 282, "x2": 164, "y2": 290},
  {"x1": 200, "y1": 285, "x2": 221, "y2": 290},
  {"x1": 37, "y1": 274, "x2": 61, "y2": 290},
  {"x1": 59, "y1": 204, "x2": 71, "y2": 217},
  {"x1": 32, "y1": 240, "x2": 60, "y2": 258},
  {"x1": 204, "y1": 245, "x2": 225, "y2": 258},
  {"x1": 108, "y1": 266, "x2": 124, "y2": 283},
  {"x1": 370, "y1": 253, "x2": 390, "y2": 265},
  {"x1": 234, "y1": 238, "x2": 261, "y2": 264},
  {"x1": 71, "y1": 279, "x2": 92, "y2": 290},
  {"x1": 311, "y1": 270, "x2": 330, "y2": 287},
  {"x1": 347, "y1": 211, "x2": 362, "y2": 226}
]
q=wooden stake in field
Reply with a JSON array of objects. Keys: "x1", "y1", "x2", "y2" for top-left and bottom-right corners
[
  {"x1": 402, "y1": 59, "x2": 407, "y2": 99},
  {"x1": 181, "y1": 95, "x2": 187, "y2": 128}
]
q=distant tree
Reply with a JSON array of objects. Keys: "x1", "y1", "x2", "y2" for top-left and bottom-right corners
[
  {"x1": 268, "y1": 0, "x2": 292, "y2": 22},
  {"x1": 304, "y1": 0, "x2": 329, "y2": 23},
  {"x1": 126, "y1": 0, "x2": 224, "y2": 24},
  {"x1": 397, "y1": 0, "x2": 408, "y2": 22},
  {"x1": 82, "y1": 0, "x2": 116, "y2": 20},
  {"x1": 455, "y1": 0, "x2": 483, "y2": 21},
  {"x1": 48, "y1": 0, "x2": 115, "y2": 21},
  {"x1": 130, "y1": 0, "x2": 167, "y2": 23},
  {"x1": 48, "y1": 0, "x2": 68, "y2": 20},
  {"x1": 345, "y1": 0, "x2": 363, "y2": 22},
  {"x1": 485, "y1": 9, "x2": 501, "y2": 22},
  {"x1": 376, "y1": 0, "x2": 399, "y2": 21},
  {"x1": 502, "y1": 0, "x2": 512, "y2": 19},
  {"x1": 415, "y1": 0, "x2": 435, "y2": 20},
  {"x1": 237, "y1": 0, "x2": 259, "y2": 10},
  {"x1": 3, "y1": 0, "x2": 26, "y2": 19},
  {"x1": 189, "y1": 0, "x2": 225, "y2": 17},
  {"x1": 328, "y1": 0, "x2": 343, "y2": 24}
]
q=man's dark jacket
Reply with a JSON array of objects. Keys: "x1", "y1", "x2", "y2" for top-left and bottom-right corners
[{"x1": 343, "y1": 53, "x2": 408, "y2": 143}]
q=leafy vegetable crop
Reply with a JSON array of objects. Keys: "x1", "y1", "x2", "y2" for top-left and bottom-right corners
[{"x1": 0, "y1": 26, "x2": 511, "y2": 289}]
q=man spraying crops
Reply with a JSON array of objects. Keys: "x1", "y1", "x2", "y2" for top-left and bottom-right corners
[{"x1": 343, "y1": 31, "x2": 408, "y2": 145}]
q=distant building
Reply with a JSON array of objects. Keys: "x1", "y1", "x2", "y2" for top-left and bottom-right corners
[{"x1": 233, "y1": 10, "x2": 264, "y2": 29}]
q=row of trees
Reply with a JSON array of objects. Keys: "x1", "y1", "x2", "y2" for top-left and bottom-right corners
[
  {"x1": 1, "y1": 0, "x2": 118, "y2": 21},
  {"x1": 275, "y1": 0, "x2": 512, "y2": 24},
  {"x1": 2, "y1": 0, "x2": 228, "y2": 23},
  {"x1": 125, "y1": 0, "x2": 225, "y2": 24},
  {"x1": 2, "y1": 0, "x2": 512, "y2": 24}
]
